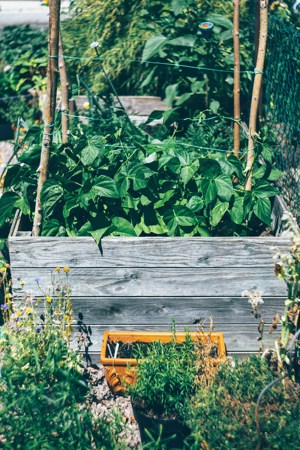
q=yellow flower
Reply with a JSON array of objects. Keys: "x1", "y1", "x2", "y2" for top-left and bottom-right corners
[
  {"x1": 0, "y1": 267, "x2": 5, "y2": 272},
  {"x1": 64, "y1": 315, "x2": 70, "y2": 321},
  {"x1": 46, "y1": 297, "x2": 52, "y2": 303},
  {"x1": 26, "y1": 307, "x2": 33, "y2": 315},
  {"x1": 63, "y1": 266, "x2": 70, "y2": 273},
  {"x1": 16, "y1": 311, "x2": 22, "y2": 317},
  {"x1": 37, "y1": 297, "x2": 42, "y2": 303},
  {"x1": 20, "y1": 281, "x2": 25, "y2": 286},
  {"x1": 17, "y1": 322, "x2": 23, "y2": 328},
  {"x1": 55, "y1": 267, "x2": 60, "y2": 272},
  {"x1": 5, "y1": 293, "x2": 12, "y2": 300},
  {"x1": 83, "y1": 101, "x2": 90, "y2": 110}
]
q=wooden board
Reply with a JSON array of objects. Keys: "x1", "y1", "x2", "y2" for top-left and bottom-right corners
[
  {"x1": 74, "y1": 95, "x2": 168, "y2": 116},
  {"x1": 8, "y1": 236, "x2": 288, "y2": 355},
  {"x1": 31, "y1": 296, "x2": 284, "y2": 325},
  {"x1": 71, "y1": 324, "x2": 281, "y2": 354},
  {"x1": 9, "y1": 236, "x2": 290, "y2": 268},
  {"x1": 11, "y1": 266, "x2": 286, "y2": 297}
]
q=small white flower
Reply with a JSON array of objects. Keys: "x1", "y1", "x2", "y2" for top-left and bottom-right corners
[
  {"x1": 90, "y1": 41, "x2": 100, "y2": 49},
  {"x1": 242, "y1": 289, "x2": 264, "y2": 307},
  {"x1": 3, "y1": 65, "x2": 11, "y2": 72}
]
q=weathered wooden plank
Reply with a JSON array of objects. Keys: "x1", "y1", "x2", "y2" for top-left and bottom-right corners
[
  {"x1": 8, "y1": 237, "x2": 290, "y2": 269},
  {"x1": 71, "y1": 324, "x2": 281, "y2": 354},
  {"x1": 46, "y1": 296, "x2": 284, "y2": 325},
  {"x1": 74, "y1": 95, "x2": 168, "y2": 116},
  {"x1": 11, "y1": 267, "x2": 286, "y2": 297}
]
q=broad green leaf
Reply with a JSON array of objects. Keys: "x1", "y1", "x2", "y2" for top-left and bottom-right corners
[
  {"x1": 0, "y1": 192, "x2": 20, "y2": 226},
  {"x1": 261, "y1": 146, "x2": 273, "y2": 162},
  {"x1": 253, "y1": 180, "x2": 279, "y2": 198},
  {"x1": 171, "y1": 0, "x2": 188, "y2": 15},
  {"x1": 253, "y1": 165, "x2": 266, "y2": 179},
  {"x1": 175, "y1": 92, "x2": 193, "y2": 106},
  {"x1": 168, "y1": 35, "x2": 195, "y2": 47},
  {"x1": 253, "y1": 197, "x2": 271, "y2": 225},
  {"x1": 142, "y1": 35, "x2": 168, "y2": 61},
  {"x1": 41, "y1": 179, "x2": 64, "y2": 217},
  {"x1": 162, "y1": 109, "x2": 180, "y2": 127},
  {"x1": 154, "y1": 190, "x2": 175, "y2": 209},
  {"x1": 180, "y1": 163, "x2": 199, "y2": 186},
  {"x1": 208, "y1": 14, "x2": 233, "y2": 29},
  {"x1": 92, "y1": 175, "x2": 119, "y2": 198},
  {"x1": 115, "y1": 172, "x2": 130, "y2": 197},
  {"x1": 187, "y1": 196, "x2": 204, "y2": 212},
  {"x1": 165, "y1": 83, "x2": 178, "y2": 107},
  {"x1": 42, "y1": 219, "x2": 61, "y2": 236},
  {"x1": 90, "y1": 227, "x2": 111, "y2": 244},
  {"x1": 81, "y1": 136, "x2": 106, "y2": 166},
  {"x1": 164, "y1": 206, "x2": 197, "y2": 233},
  {"x1": 267, "y1": 167, "x2": 283, "y2": 181},
  {"x1": 229, "y1": 196, "x2": 244, "y2": 225},
  {"x1": 199, "y1": 158, "x2": 221, "y2": 179},
  {"x1": 145, "y1": 110, "x2": 163, "y2": 125},
  {"x1": 210, "y1": 201, "x2": 229, "y2": 227},
  {"x1": 215, "y1": 174, "x2": 233, "y2": 201},
  {"x1": 209, "y1": 100, "x2": 220, "y2": 114},
  {"x1": 112, "y1": 217, "x2": 137, "y2": 236},
  {"x1": 201, "y1": 178, "x2": 217, "y2": 204}
]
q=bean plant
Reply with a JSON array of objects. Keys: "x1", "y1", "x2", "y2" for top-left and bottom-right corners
[{"x1": 0, "y1": 108, "x2": 281, "y2": 240}]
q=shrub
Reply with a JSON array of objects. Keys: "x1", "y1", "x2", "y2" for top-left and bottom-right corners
[
  {"x1": 186, "y1": 356, "x2": 300, "y2": 450},
  {"x1": 0, "y1": 270, "x2": 121, "y2": 450}
]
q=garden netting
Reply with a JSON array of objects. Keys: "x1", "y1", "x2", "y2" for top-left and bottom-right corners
[{"x1": 264, "y1": 15, "x2": 300, "y2": 224}]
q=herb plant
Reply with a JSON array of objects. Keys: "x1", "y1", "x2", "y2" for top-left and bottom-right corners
[{"x1": 129, "y1": 329, "x2": 198, "y2": 419}]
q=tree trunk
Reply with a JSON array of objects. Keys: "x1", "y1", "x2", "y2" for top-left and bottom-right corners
[
  {"x1": 245, "y1": 0, "x2": 268, "y2": 191},
  {"x1": 233, "y1": 0, "x2": 241, "y2": 157},
  {"x1": 32, "y1": 0, "x2": 61, "y2": 236},
  {"x1": 59, "y1": 32, "x2": 69, "y2": 144}
]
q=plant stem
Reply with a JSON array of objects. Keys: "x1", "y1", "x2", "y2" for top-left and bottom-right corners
[
  {"x1": 233, "y1": 0, "x2": 241, "y2": 157},
  {"x1": 32, "y1": 0, "x2": 61, "y2": 236},
  {"x1": 245, "y1": 0, "x2": 268, "y2": 191}
]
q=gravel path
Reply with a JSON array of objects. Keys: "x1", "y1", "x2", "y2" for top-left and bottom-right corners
[{"x1": 87, "y1": 365, "x2": 141, "y2": 449}]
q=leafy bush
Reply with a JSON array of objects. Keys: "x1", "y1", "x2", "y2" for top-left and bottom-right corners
[
  {"x1": 0, "y1": 25, "x2": 47, "y2": 124},
  {"x1": 186, "y1": 356, "x2": 300, "y2": 450},
  {"x1": 62, "y1": 0, "x2": 253, "y2": 113},
  {"x1": 129, "y1": 329, "x2": 198, "y2": 419},
  {"x1": 0, "y1": 109, "x2": 281, "y2": 239},
  {"x1": 0, "y1": 270, "x2": 121, "y2": 450}
]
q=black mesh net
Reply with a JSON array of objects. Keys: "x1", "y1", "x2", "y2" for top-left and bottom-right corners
[{"x1": 264, "y1": 15, "x2": 300, "y2": 224}]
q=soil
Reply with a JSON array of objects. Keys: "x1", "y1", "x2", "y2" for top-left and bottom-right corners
[{"x1": 106, "y1": 340, "x2": 219, "y2": 359}]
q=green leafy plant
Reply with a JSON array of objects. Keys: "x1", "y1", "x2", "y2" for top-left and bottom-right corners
[
  {"x1": 0, "y1": 25, "x2": 47, "y2": 125},
  {"x1": 0, "y1": 268, "x2": 122, "y2": 450},
  {"x1": 0, "y1": 109, "x2": 282, "y2": 240},
  {"x1": 129, "y1": 327, "x2": 198, "y2": 419},
  {"x1": 185, "y1": 356, "x2": 300, "y2": 450},
  {"x1": 273, "y1": 212, "x2": 300, "y2": 380}
]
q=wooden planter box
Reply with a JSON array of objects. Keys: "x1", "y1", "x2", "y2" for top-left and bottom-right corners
[
  {"x1": 7, "y1": 198, "x2": 290, "y2": 363},
  {"x1": 101, "y1": 330, "x2": 226, "y2": 394}
]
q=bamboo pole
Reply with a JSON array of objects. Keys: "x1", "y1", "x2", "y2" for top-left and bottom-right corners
[
  {"x1": 32, "y1": 0, "x2": 61, "y2": 236},
  {"x1": 59, "y1": 32, "x2": 69, "y2": 144},
  {"x1": 245, "y1": 0, "x2": 268, "y2": 191},
  {"x1": 233, "y1": 0, "x2": 241, "y2": 157}
]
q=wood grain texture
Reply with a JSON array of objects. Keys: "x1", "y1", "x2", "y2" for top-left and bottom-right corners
[
  {"x1": 11, "y1": 266, "x2": 286, "y2": 297},
  {"x1": 19, "y1": 296, "x2": 284, "y2": 325},
  {"x1": 8, "y1": 236, "x2": 290, "y2": 269},
  {"x1": 47, "y1": 296, "x2": 286, "y2": 325},
  {"x1": 71, "y1": 324, "x2": 281, "y2": 354}
]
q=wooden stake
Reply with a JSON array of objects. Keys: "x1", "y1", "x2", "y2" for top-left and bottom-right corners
[
  {"x1": 245, "y1": 0, "x2": 268, "y2": 191},
  {"x1": 59, "y1": 32, "x2": 69, "y2": 144},
  {"x1": 233, "y1": 0, "x2": 241, "y2": 157},
  {"x1": 32, "y1": 0, "x2": 61, "y2": 236}
]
